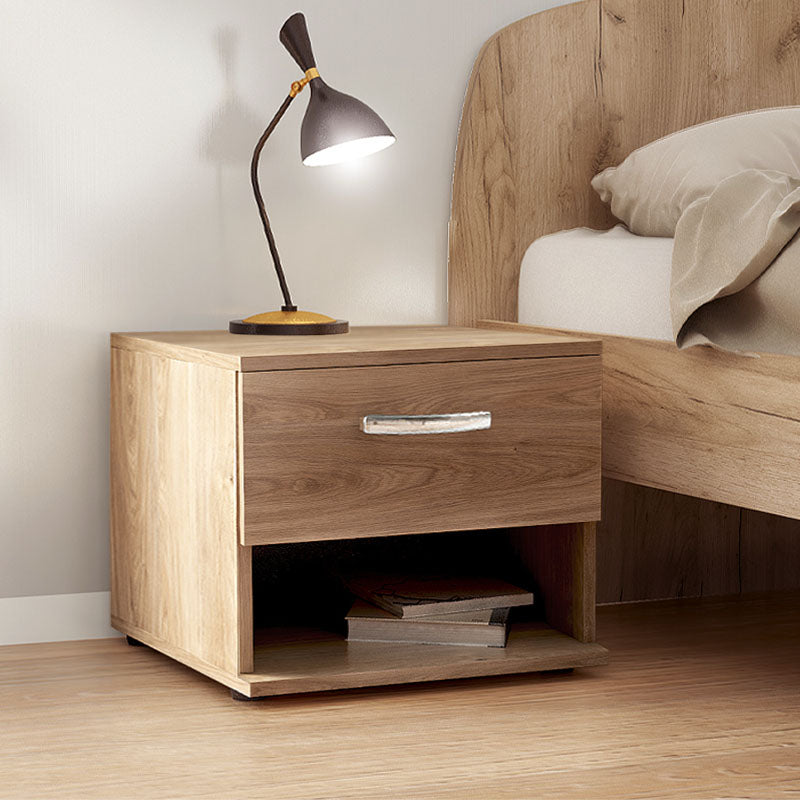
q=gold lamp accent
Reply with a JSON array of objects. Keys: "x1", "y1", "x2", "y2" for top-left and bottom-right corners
[
  {"x1": 229, "y1": 14, "x2": 395, "y2": 336},
  {"x1": 242, "y1": 309, "x2": 336, "y2": 325},
  {"x1": 289, "y1": 67, "x2": 320, "y2": 97}
]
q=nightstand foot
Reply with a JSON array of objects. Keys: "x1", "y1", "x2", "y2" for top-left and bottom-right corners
[
  {"x1": 125, "y1": 635, "x2": 146, "y2": 647},
  {"x1": 230, "y1": 688, "x2": 257, "y2": 702}
]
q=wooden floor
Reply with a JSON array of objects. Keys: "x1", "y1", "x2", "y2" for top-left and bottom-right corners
[{"x1": 2, "y1": 594, "x2": 798, "y2": 800}]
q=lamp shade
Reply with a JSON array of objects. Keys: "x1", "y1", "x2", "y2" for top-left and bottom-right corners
[
  {"x1": 300, "y1": 81, "x2": 395, "y2": 166},
  {"x1": 279, "y1": 12, "x2": 395, "y2": 166}
]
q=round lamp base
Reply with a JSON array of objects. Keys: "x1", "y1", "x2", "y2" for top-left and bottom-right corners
[{"x1": 229, "y1": 309, "x2": 349, "y2": 335}]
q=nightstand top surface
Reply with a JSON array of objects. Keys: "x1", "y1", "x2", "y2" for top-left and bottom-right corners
[{"x1": 110, "y1": 325, "x2": 600, "y2": 371}]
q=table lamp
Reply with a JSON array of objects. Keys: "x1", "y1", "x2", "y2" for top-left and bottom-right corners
[{"x1": 229, "y1": 12, "x2": 395, "y2": 335}]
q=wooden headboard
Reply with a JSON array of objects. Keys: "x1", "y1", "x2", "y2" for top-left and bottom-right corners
[{"x1": 448, "y1": 0, "x2": 800, "y2": 327}]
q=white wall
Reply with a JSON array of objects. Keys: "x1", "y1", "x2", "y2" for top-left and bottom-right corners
[{"x1": 1, "y1": 0, "x2": 567, "y2": 620}]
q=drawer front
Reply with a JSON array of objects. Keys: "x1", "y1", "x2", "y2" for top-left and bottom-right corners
[{"x1": 239, "y1": 357, "x2": 600, "y2": 545}]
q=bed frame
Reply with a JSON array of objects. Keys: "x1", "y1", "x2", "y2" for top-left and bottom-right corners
[
  {"x1": 448, "y1": 0, "x2": 800, "y2": 600},
  {"x1": 449, "y1": 0, "x2": 800, "y2": 518}
]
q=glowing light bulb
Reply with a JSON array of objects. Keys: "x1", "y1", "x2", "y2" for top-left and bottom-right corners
[{"x1": 303, "y1": 135, "x2": 396, "y2": 166}]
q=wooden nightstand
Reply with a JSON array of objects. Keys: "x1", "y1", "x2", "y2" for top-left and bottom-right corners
[{"x1": 110, "y1": 326, "x2": 607, "y2": 698}]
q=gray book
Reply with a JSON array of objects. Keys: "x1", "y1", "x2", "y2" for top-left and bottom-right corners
[
  {"x1": 344, "y1": 573, "x2": 533, "y2": 618},
  {"x1": 346, "y1": 600, "x2": 511, "y2": 647}
]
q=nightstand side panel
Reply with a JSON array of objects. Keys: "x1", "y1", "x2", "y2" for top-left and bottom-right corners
[{"x1": 110, "y1": 348, "x2": 251, "y2": 677}]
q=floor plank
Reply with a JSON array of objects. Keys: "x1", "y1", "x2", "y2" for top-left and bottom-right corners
[{"x1": 1, "y1": 593, "x2": 798, "y2": 799}]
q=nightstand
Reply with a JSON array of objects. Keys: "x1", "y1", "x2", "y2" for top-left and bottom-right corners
[{"x1": 110, "y1": 326, "x2": 606, "y2": 698}]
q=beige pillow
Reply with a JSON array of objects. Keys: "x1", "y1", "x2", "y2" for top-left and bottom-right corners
[{"x1": 591, "y1": 107, "x2": 800, "y2": 236}]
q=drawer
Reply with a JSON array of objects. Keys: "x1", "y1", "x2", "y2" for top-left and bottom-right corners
[{"x1": 238, "y1": 356, "x2": 601, "y2": 545}]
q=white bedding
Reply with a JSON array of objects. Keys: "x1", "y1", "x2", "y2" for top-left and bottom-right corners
[{"x1": 518, "y1": 225, "x2": 674, "y2": 341}]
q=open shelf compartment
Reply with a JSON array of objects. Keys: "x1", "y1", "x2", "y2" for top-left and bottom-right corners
[{"x1": 240, "y1": 524, "x2": 607, "y2": 697}]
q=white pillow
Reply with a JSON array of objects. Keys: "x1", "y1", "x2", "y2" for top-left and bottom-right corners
[{"x1": 591, "y1": 107, "x2": 800, "y2": 236}]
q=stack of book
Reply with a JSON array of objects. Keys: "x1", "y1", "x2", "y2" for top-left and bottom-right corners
[{"x1": 344, "y1": 574, "x2": 534, "y2": 648}]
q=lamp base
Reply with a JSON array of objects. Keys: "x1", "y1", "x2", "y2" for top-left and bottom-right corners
[{"x1": 229, "y1": 309, "x2": 349, "y2": 335}]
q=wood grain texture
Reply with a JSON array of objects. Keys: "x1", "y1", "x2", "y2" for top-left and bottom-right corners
[
  {"x1": 598, "y1": 479, "x2": 741, "y2": 603},
  {"x1": 239, "y1": 357, "x2": 601, "y2": 545},
  {"x1": 479, "y1": 321, "x2": 800, "y2": 520},
  {"x1": 448, "y1": 1, "x2": 605, "y2": 328},
  {"x1": 598, "y1": 479, "x2": 800, "y2": 603},
  {"x1": 602, "y1": 335, "x2": 800, "y2": 518},
  {"x1": 244, "y1": 622, "x2": 607, "y2": 697},
  {"x1": 509, "y1": 523, "x2": 597, "y2": 642},
  {"x1": 111, "y1": 326, "x2": 599, "y2": 372},
  {"x1": 2, "y1": 593, "x2": 799, "y2": 799},
  {"x1": 110, "y1": 348, "x2": 251, "y2": 677},
  {"x1": 741, "y1": 509, "x2": 800, "y2": 593},
  {"x1": 449, "y1": 0, "x2": 800, "y2": 328}
]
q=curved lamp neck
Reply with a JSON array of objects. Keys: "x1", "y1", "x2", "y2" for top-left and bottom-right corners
[{"x1": 249, "y1": 93, "x2": 298, "y2": 313}]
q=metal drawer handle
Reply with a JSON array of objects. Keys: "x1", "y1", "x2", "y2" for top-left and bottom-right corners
[{"x1": 361, "y1": 411, "x2": 491, "y2": 435}]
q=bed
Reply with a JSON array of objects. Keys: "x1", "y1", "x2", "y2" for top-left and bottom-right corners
[{"x1": 448, "y1": 0, "x2": 800, "y2": 599}]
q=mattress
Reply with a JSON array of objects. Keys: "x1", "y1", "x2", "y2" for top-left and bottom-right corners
[{"x1": 518, "y1": 225, "x2": 674, "y2": 341}]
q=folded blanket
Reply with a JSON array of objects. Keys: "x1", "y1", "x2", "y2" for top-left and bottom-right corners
[{"x1": 672, "y1": 169, "x2": 800, "y2": 355}]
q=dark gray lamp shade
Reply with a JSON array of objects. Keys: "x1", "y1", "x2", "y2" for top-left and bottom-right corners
[
  {"x1": 280, "y1": 12, "x2": 395, "y2": 166},
  {"x1": 301, "y1": 80, "x2": 394, "y2": 165}
]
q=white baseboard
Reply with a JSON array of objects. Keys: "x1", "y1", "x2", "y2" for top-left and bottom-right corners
[{"x1": 0, "y1": 591, "x2": 122, "y2": 646}]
